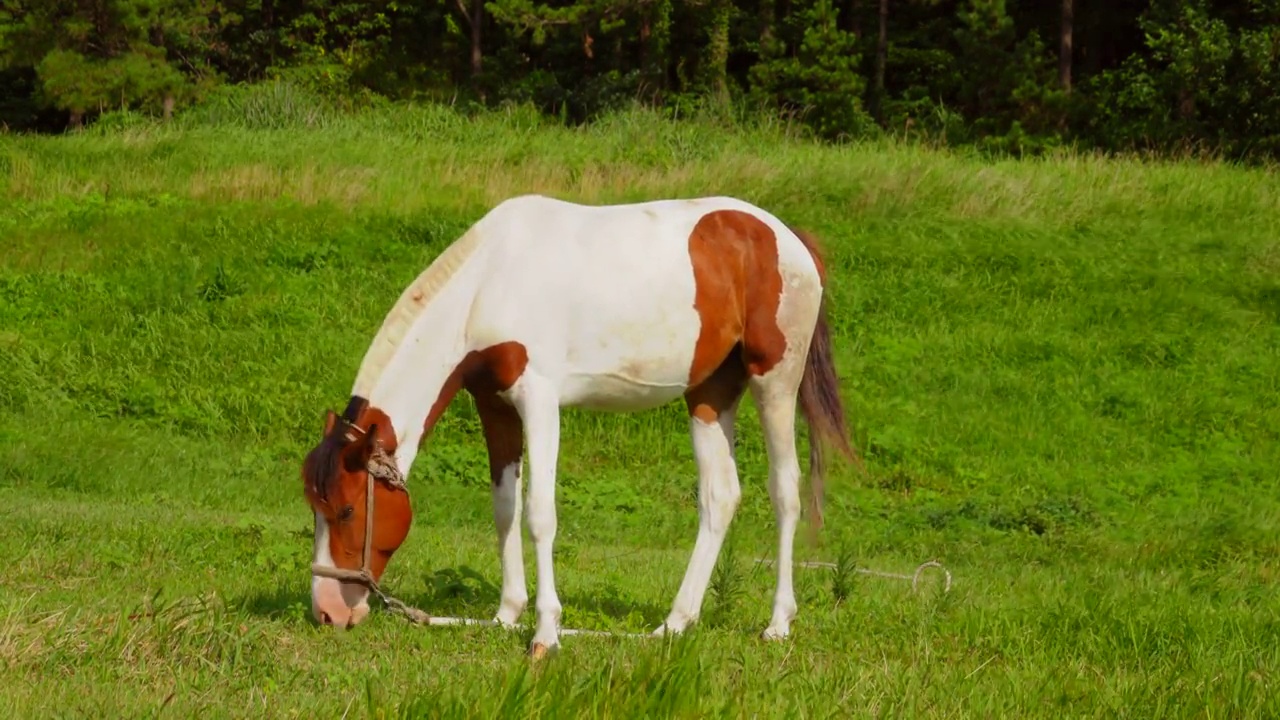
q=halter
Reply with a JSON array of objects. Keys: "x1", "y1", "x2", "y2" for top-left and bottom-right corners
[{"x1": 309, "y1": 417, "x2": 432, "y2": 624}]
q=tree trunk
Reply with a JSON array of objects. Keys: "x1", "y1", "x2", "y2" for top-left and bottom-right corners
[
  {"x1": 69, "y1": 110, "x2": 83, "y2": 131},
  {"x1": 263, "y1": 0, "x2": 276, "y2": 63},
  {"x1": 1059, "y1": 0, "x2": 1073, "y2": 93},
  {"x1": 163, "y1": 93, "x2": 175, "y2": 121},
  {"x1": 873, "y1": 0, "x2": 887, "y2": 120},
  {"x1": 702, "y1": 0, "x2": 732, "y2": 102},
  {"x1": 760, "y1": 0, "x2": 777, "y2": 59},
  {"x1": 649, "y1": 0, "x2": 672, "y2": 102},
  {"x1": 1179, "y1": 89, "x2": 1195, "y2": 121},
  {"x1": 470, "y1": 0, "x2": 483, "y2": 81},
  {"x1": 640, "y1": 15, "x2": 649, "y2": 71}
]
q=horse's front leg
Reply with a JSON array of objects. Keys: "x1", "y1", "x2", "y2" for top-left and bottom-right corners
[
  {"x1": 474, "y1": 392, "x2": 528, "y2": 628},
  {"x1": 505, "y1": 372, "x2": 562, "y2": 656}
]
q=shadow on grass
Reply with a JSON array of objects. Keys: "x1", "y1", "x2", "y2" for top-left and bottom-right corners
[
  {"x1": 404, "y1": 565, "x2": 671, "y2": 632},
  {"x1": 234, "y1": 585, "x2": 309, "y2": 621},
  {"x1": 558, "y1": 589, "x2": 669, "y2": 632},
  {"x1": 233, "y1": 564, "x2": 670, "y2": 633}
]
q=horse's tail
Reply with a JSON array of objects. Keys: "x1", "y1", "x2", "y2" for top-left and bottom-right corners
[{"x1": 790, "y1": 227, "x2": 863, "y2": 538}]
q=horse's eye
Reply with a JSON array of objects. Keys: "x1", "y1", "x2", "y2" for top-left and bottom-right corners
[{"x1": 337, "y1": 505, "x2": 354, "y2": 522}]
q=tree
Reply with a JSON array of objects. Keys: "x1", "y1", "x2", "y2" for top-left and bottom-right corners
[
  {"x1": 0, "y1": 0, "x2": 1277, "y2": 162},
  {"x1": 0, "y1": 0, "x2": 225, "y2": 126},
  {"x1": 700, "y1": 0, "x2": 732, "y2": 101},
  {"x1": 749, "y1": 0, "x2": 869, "y2": 139}
]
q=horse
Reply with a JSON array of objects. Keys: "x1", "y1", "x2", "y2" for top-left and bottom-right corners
[{"x1": 301, "y1": 194, "x2": 859, "y2": 657}]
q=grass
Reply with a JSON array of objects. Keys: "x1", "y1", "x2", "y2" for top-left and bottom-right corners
[{"x1": 1, "y1": 96, "x2": 1278, "y2": 717}]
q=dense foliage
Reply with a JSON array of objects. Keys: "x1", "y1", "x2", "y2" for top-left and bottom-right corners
[{"x1": 2, "y1": 0, "x2": 1279, "y2": 157}]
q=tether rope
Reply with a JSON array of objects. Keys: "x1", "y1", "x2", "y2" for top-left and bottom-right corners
[
  {"x1": 316, "y1": 417, "x2": 954, "y2": 638},
  {"x1": 359, "y1": 557, "x2": 953, "y2": 637}
]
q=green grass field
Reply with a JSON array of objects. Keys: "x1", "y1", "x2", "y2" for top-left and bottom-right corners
[{"x1": 2, "y1": 100, "x2": 1278, "y2": 718}]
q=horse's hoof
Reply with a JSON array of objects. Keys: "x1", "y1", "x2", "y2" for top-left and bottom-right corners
[
  {"x1": 761, "y1": 626, "x2": 790, "y2": 641},
  {"x1": 529, "y1": 642, "x2": 555, "y2": 661}
]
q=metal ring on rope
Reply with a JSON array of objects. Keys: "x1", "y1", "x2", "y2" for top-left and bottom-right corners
[{"x1": 911, "y1": 560, "x2": 953, "y2": 593}]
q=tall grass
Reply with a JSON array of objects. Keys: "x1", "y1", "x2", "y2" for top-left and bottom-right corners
[{"x1": 1, "y1": 95, "x2": 1277, "y2": 717}]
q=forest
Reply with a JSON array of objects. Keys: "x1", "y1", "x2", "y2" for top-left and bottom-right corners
[{"x1": 2, "y1": 1, "x2": 1279, "y2": 160}]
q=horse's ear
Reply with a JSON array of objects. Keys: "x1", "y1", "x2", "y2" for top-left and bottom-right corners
[
  {"x1": 358, "y1": 422, "x2": 381, "y2": 461},
  {"x1": 323, "y1": 410, "x2": 338, "y2": 435}
]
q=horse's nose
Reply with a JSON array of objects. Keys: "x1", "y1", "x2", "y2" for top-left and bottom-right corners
[{"x1": 312, "y1": 598, "x2": 354, "y2": 627}]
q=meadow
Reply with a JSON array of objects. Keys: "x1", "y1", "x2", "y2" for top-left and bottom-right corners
[{"x1": 1, "y1": 93, "x2": 1278, "y2": 717}]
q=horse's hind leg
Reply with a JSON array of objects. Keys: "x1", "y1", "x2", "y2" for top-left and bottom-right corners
[
  {"x1": 748, "y1": 370, "x2": 805, "y2": 640},
  {"x1": 746, "y1": 266, "x2": 823, "y2": 640},
  {"x1": 655, "y1": 356, "x2": 747, "y2": 635}
]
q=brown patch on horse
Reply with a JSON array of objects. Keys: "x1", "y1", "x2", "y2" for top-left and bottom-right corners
[
  {"x1": 686, "y1": 209, "x2": 787, "y2": 384},
  {"x1": 465, "y1": 342, "x2": 531, "y2": 395},
  {"x1": 415, "y1": 341, "x2": 529, "y2": 487},
  {"x1": 685, "y1": 346, "x2": 748, "y2": 424},
  {"x1": 420, "y1": 341, "x2": 530, "y2": 446},
  {"x1": 472, "y1": 391, "x2": 524, "y2": 485},
  {"x1": 325, "y1": 481, "x2": 411, "y2": 579}
]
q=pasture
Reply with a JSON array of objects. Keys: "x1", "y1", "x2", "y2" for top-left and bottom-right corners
[{"x1": 1, "y1": 103, "x2": 1278, "y2": 717}]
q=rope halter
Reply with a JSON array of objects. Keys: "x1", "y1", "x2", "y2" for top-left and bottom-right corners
[{"x1": 308, "y1": 418, "x2": 432, "y2": 624}]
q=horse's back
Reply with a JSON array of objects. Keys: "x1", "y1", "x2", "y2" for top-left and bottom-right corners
[
  {"x1": 462, "y1": 195, "x2": 824, "y2": 410},
  {"x1": 472, "y1": 194, "x2": 820, "y2": 280}
]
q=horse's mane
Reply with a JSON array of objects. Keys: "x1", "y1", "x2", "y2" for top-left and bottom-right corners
[{"x1": 351, "y1": 226, "x2": 487, "y2": 397}]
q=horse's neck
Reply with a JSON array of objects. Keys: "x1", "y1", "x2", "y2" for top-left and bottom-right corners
[{"x1": 352, "y1": 242, "x2": 485, "y2": 478}]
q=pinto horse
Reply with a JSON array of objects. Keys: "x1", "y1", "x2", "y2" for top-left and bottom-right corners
[{"x1": 301, "y1": 194, "x2": 858, "y2": 655}]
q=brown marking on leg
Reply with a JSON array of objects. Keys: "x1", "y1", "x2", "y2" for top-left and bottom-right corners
[
  {"x1": 687, "y1": 210, "x2": 788, "y2": 383},
  {"x1": 471, "y1": 390, "x2": 524, "y2": 486},
  {"x1": 685, "y1": 348, "x2": 748, "y2": 423},
  {"x1": 421, "y1": 341, "x2": 530, "y2": 443}
]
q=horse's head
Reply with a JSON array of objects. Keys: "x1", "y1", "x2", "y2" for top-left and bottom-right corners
[{"x1": 301, "y1": 398, "x2": 413, "y2": 628}]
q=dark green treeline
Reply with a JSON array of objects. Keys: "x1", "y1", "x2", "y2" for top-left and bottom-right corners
[{"x1": 2, "y1": 0, "x2": 1278, "y2": 159}]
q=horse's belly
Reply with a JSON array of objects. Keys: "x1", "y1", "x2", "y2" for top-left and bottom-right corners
[
  {"x1": 558, "y1": 373, "x2": 689, "y2": 412},
  {"x1": 557, "y1": 308, "x2": 701, "y2": 412}
]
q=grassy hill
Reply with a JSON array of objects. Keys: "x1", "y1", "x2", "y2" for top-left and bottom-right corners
[{"x1": 1, "y1": 101, "x2": 1277, "y2": 717}]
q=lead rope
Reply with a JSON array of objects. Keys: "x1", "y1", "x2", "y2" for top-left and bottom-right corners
[
  {"x1": 358, "y1": 458, "x2": 437, "y2": 622},
  {"x1": 311, "y1": 440, "x2": 952, "y2": 634}
]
